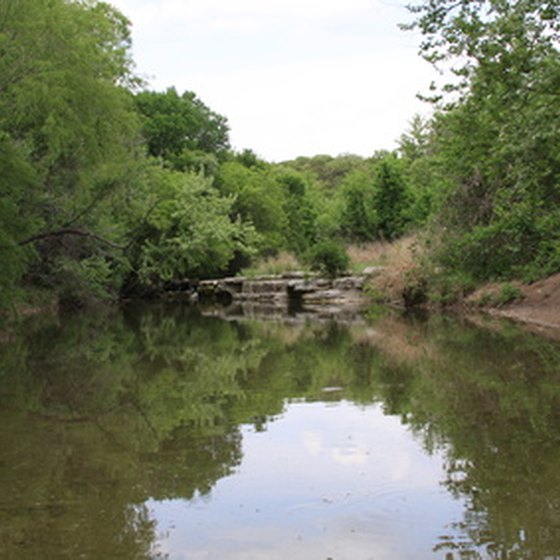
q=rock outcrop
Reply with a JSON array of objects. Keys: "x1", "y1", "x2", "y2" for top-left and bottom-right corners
[{"x1": 197, "y1": 271, "x2": 376, "y2": 312}]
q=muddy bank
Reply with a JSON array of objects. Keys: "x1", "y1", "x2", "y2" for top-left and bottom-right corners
[{"x1": 480, "y1": 273, "x2": 560, "y2": 338}]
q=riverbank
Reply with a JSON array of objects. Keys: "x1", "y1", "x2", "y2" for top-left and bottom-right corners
[
  {"x1": 359, "y1": 236, "x2": 560, "y2": 337},
  {"x1": 4, "y1": 236, "x2": 560, "y2": 341},
  {"x1": 476, "y1": 273, "x2": 560, "y2": 336}
]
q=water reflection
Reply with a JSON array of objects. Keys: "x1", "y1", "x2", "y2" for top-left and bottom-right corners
[
  {"x1": 151, "y1": 401, "x2": 463, "y2": 560},
  {"x1": 0, "y1": 304, "x2": 559, "y2": 558}
]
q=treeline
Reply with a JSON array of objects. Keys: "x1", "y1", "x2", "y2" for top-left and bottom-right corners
[
  {"x1": 402, "y1": 0, "x2": 560, "y2": 295},
  {"x1": 0, "y1": 0, "x2": 427, "y2": 310},
  {"x1": 1, "y1": 0, "x2": 559, "y2": 310}
]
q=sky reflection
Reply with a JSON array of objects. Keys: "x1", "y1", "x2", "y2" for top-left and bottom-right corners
[{"x1": 149, "y1": 401, "x2": 466, "y2": 559}]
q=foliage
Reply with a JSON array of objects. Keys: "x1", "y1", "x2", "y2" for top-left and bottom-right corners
[
  {"x1": 405, "y1": 0, "x2": 560, "y2": 282},
  {"x1": 307, "y1": 239, "x2": 350, "y2": 278},
  {"x1": 275, "y1": 171, "x2": 318, "y2": 255},
  {"x1": 0, "y1": 134, "x2": 38, "y2": 307},
  {"x1": 123, "y1": 165, "x2": 257, "y2": 290},
  {"x1": 217, "y1": 161, "x2": 288, "y2": 254},
  {"x1": 338, "y1": 169, "x2": 378, "y2": 240},
  {"x1": 372, "y1": 156, "x2": 411, "y2": 240},
  {"x1": 398, "y1": 115, "x2": 449, "y2": 226},
  {"x1": 134, "y1": 87, "x2": 230, "y2": 173},
  {"x1": 285, "y1": 153, "x2": 370, "y2": 191},
  {"x1": 425, "y1": 270, "x2": 476, "y2": 306},
  {"x1": 0, "y1": 0, "x2": 141, "y2": 307}
]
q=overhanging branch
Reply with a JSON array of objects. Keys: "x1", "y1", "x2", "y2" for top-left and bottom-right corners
[{"x1": 18, "y1": 228, "x2": 125, "y2": 249}]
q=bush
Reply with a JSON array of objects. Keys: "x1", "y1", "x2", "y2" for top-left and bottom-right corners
[
  {"x1": 426, "y1": 270, "x2": 476, "y2": 306},
  {"x1": 307, "y1": 240, "x2": 349, "y2": 278},
  {"x1": 495, "y1": 283, "x2": 524, "y2": 305}
]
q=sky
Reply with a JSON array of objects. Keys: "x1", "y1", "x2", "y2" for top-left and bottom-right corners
[{"x1": 109, "y1": 0, "x2": 436, "y2": 162}]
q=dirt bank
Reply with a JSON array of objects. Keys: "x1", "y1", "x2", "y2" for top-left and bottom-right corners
[
  {"x1": 358, "y1": 236, "x2": 560, "y2": 338},
  {"x1": 483, "y1": 273, "x2": 560, "y2": 337}
]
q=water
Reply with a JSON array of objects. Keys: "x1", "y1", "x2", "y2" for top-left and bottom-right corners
[{"x1": 1, "y1": 303, "x2": 560, "y2": 559}]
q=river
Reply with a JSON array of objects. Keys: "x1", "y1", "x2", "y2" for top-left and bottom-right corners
[{"x1": 1, "y1": 302, "x2": 559, "y2": 559}]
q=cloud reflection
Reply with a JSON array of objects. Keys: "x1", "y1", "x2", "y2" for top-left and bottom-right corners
[{"x1": 149, "y1": 401, "x2": 464, "y2": 559}]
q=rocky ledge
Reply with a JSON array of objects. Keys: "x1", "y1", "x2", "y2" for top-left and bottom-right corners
[{"x1": 197, "y1": 268, "x2": 383, "y2": 311}]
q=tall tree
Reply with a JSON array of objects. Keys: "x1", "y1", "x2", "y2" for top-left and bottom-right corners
[
  {"x1": 405, "y1": 0, "x2": 560, "y2": 280},
  {"x1": 0, "y1": 0, "x2": 141, "y2": 305},
  {"x1": 339, "y1": 170, "x2": 378, "y2": 241},
  {"x1": 134, "y1": 88, "x2": 230, "y2": 173},
  {"x1": 372, "y1": 157, "x2": 410, "y2": 240}
]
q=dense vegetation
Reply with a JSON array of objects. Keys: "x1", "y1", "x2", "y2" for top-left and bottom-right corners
[
  {"x1": 0, "y1": 0, "x2": 558, "y2": 312},
  {"x1": 406, "y1": 0, "x2": 560, "y2": 285}
]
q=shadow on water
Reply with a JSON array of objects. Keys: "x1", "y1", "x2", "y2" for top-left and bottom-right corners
[{"x1": 1, "y1": 302, "x2": 560, "y2": 557}]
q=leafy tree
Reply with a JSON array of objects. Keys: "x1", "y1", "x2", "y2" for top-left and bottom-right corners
[
  {"x1": 233, "y1": 148, "x2": 265, "y2": 169},
  {"x1": 338, "y1": 169, "x2": 378, "y2": 240},
  {"x1": 307, "y1": 239, "x2": 349, "y2": 277},
  {"x1": 217, "y1": 161, "x2": 288, "y2": 254},
  {"x1": 398, "y1": 115, "x2": 449, "y2": 226},
  {"x1": 284, "y1": 154, "x2": 369, "y2": 192},
  {"x1": 0, "y1": 134, "x2": 38, "y2": 307},
  {"x1": 398, "y1": 115, "x2": 431, "y2": 162},
  {"x1": 134, "y1": 87, "x2": 230, "y2": 173},
  {"x1": 122, "y1": 165, "x2": 257, "y2": 291},
  {"x1": 372, "y1": 156, "x2": 411, "y2": 240},
  {"x1": 405, "y1": 0, "x2": 560, "y2": 280},
  {"x1": 275, "y1": 171, "x2": 318, "y2": 255},
  {"x1": 0, "y1": 0, "x2": 141, "y2": 306}
]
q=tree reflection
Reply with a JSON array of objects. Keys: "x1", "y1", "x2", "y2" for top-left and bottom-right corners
[
  {"x1": 1, "y1": 305, "x2": 560, "y2": 557},
  {"x1": 369, "y1": 315, "x2": 560, "y2": 558}
]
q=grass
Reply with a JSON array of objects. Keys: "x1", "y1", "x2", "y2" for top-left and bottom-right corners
[
  {"x1": 468, "y1": 281, "x2": 525, "y2": 308},
  {"x1": 355, "y1": 235, "x2": 424, "y2": 304},
  {"x1": 239, "y1": 252, "x2": 307, "y2": 278},
  {"x1": 237, "y1": 235, "x2": 425, "y2": 308}
]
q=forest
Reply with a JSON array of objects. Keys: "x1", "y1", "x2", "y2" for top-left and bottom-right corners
[{"x1": 1, "y1": 0, "x2": 559, "y2": 312}]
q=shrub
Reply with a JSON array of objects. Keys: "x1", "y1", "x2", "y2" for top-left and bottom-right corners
[
  {"x1": 495, "y1": 283, "x2": 524, "y2": 305},
  {"x1": 307, "y1": 240, "x2": 349, "y2": 278}
]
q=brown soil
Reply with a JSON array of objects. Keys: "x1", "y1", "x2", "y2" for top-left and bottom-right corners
[{"x1": 477, "y1": 273, "x2": 560, "y2": 338}]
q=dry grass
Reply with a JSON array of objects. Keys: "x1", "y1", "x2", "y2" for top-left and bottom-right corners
[
  {"x1": 347, "y1": 235, "x2": 419, "y2": 268},
  {"x1": 240, "y1": 236, "x2": 425, "y2": 306},
  {"x1": 349, "y1": 316, "x2": 437, "y2": 365},
  {"x1": 349, "y1": 235, "x2": 424, "y2": 304},
  {"x1": 241, "y1": 251, "x2": 306, "y2": 278}
]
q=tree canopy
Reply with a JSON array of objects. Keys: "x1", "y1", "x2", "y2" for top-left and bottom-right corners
[
  {"x1": 2, "y1": 0, "x2": 559, "y2": 311},
  {"x1": 134, "y1": 88, "x2": 230, "y2": 173},
  {"x1": 404, "y1": 0, "x2": 560, "y2": 281}
]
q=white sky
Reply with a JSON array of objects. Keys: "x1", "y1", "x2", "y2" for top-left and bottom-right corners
[{"x1": 109, "y1": 0, "x2": 436, "y2": 162}]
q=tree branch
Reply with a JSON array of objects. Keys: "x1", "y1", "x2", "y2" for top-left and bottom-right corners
[
  {"x1": 18, "y1": 228, "x2": 125, "y2": 249},
  {"x1": 63, "y1": 180, "x2": 117, "y2": 228}
]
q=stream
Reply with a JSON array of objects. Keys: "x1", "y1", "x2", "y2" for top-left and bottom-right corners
[{"x1": 1, "y1": 302, "x2": 560, "y2": 559}]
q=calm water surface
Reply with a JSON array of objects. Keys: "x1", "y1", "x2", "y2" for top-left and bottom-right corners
[{"x1": 1, "y1": 303, "x2": 560, "y2": 559}]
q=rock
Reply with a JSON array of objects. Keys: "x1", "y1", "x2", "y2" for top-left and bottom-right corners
[
  {"x1": 196, "y1": 273, "x2": 370, "y2": 311},
  {"x1": 333, "y1": 276, "x2": 364, "y2": 290},
  {"x1": 362, "y1": 266, "x2": 385, "y2": 277}
]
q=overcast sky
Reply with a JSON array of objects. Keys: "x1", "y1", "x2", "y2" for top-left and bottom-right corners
[{"x1": 109, "y1": 0, "x2": 436, "y2": 162}]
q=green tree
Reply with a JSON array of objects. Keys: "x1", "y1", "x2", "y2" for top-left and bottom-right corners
[
  {"x1": 307, "y1": 239, "x2": 349, "y2": 277},
  {"x1": 405, "y1": 0, "x2": 560, "y2": 280},
  {"x1": 372, "y1": 156, "x2": 410, "y2": 240},
  {"x1": 217, "y1": 161, "x2": 288, "y2": 255},
  {"x1": 0, "y1": 0, "x2": 141, "y2": 306},
  {"x1": 134, "y1": 87, "x2": 230, "y2": 173},
  {"x1": 275, "y1": 171, "x2": 317, "y2": 255},
  {"x1": 398, "y1": 115, "x2": 449, "y2": 226},
  {"x1": 122, "y1": 165, "x2": 257, "y2": 291},
  {"x1": 338, "y1": 169, "x2": 378, "y2": 240},
  {"x1": 0, "y1": 134, "x2": 38, "y2": 307}
]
